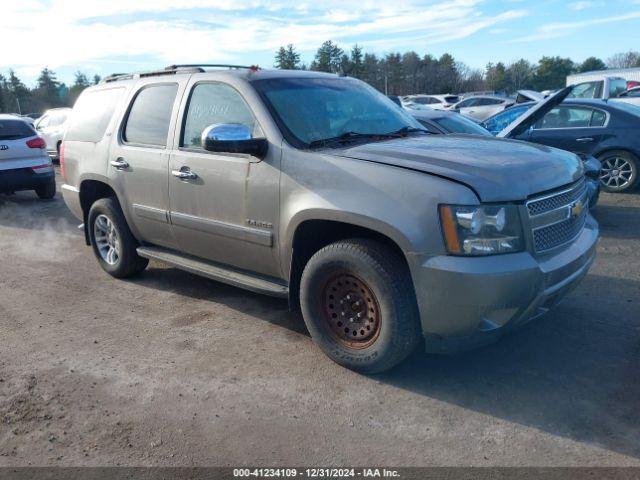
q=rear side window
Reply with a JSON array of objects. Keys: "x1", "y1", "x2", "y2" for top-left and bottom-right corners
[
  {"x1": 124, "y1": 84, "x2": 178, "y2": 147},
  {"x1": 181, "y1": 82, "x2": 259, "y2": 149},
  {"x1": 591, "y1": 110, "x2": 607, "y2": 127},
  {"x1": 0, "y1": 119, "x2": 35, "y2": 140},
  {"x1": 66, "y1": 88, "x2": 125, "y2": 142},
  {"x1": 538, "y1": 106, "x2": 598, "y2": 129}
]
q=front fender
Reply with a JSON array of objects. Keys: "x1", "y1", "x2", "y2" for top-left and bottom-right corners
[{"x1": 278, "y1": 149, "x2": 479, "y2": 276}]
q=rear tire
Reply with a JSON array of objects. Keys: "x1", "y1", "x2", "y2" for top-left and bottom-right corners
[
  {"x1": 35, "y1": 178, "x2": 56, "y2": 200},
  {"x1": 87, "y1": 197, "x2": 148, "y2": 278},
  {"x1": 598, "y1": 150, "x2": 638, "y2": 193},
  {"x1": 299, "y1": 238, "x2": 421, "y2": 374}
]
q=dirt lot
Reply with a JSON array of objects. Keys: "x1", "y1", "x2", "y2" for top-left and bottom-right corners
[{"x1": 0, "y1": 169, "x2": 639, "y2": 467}]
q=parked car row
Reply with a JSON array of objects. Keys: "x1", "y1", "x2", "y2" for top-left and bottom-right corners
[{"x1": 406, "y1": 88, "x2": 640, "y2": 194}]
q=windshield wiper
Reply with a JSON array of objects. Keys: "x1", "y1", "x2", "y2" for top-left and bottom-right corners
[
  {"x1": 308, "y1": 131, "x2": 388, "y2": 149},
  {"x1": 383, "y1": 126, "x2": 429, "y2": 136}
]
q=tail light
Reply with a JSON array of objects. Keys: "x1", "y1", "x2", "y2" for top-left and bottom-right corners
[
  {"x1": 59, "y1": 142, "x2": 66, "y2": 182},
  {"x1": 26, "y1": 137, "x2": 46, "y2": 149}
]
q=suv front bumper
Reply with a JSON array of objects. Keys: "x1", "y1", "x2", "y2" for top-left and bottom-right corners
[{"x1": 413, "y1": 215, "x2": 598, "y2": 353}]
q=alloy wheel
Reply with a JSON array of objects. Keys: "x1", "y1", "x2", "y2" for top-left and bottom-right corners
[
  {"x1": 93, "y1": 214, "x2": 121, "y2": 265},
  {"x1": 600, "y1": 155, "x2": 634, "y2": 190}
]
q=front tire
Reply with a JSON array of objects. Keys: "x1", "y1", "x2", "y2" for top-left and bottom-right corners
[
  {"x1": 88, "y1": 197, "x2": 148, "y2": 278},
  {"x1": 598, "y1": 150, "x2": 638, "y2": 193},
  {"x1": 35, "y1": 178, "x2": 56, "y2": 199},
  {"x1": 299, "y1": 239, "x2": 421, "y2": 374}
]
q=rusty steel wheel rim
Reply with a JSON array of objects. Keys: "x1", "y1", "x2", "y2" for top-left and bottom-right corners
[{"x1": 322, "y1": 273, "x2": 381, "y2": 349}]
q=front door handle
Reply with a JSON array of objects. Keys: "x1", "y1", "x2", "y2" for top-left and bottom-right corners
[
  {"x1": 576, "y1": 137, "x2": 594, "y2": 143},
  {"x1": 172, "y1": 167, "x2": 198, "y2": 180},
  {"x1": 110, "y1": 158, "x2": 129, "y2": 170}
]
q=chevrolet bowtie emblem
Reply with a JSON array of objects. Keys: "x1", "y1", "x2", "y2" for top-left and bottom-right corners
[{"x1": 570, "y1": 199, "x2": 584, "y2": 218}]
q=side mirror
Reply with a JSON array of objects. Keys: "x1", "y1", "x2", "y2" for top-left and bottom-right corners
[{"x1": 201, "y1": 124, "x2": 268, "y2": 159}]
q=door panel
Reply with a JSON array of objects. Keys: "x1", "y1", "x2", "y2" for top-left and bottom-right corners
[
  {"x1": 168, "y1": 80, "x2": 281, "y2": 278},
  {"x1": 108, "y1": 80, "x2": 186, "y2": 249},
  {"x1": 530, "y1": 106, "x2": 605, "y2": 155}
]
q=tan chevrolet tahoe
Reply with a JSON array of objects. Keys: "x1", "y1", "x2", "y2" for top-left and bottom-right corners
[{"x1": 61, "y1": 65, "x2": 598, "y2": 373}]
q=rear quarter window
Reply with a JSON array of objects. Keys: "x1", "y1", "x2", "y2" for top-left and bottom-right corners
[
  {"x1": 65, "y1": 88, "x2": 125, "y2": 142},
  {"x1": 0, "y1": 119, "x2": 36, "y2": 140}
]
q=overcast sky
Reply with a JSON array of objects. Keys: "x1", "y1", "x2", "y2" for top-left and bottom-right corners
[{"x1": 3, "y1": 0, "x2": 640, "y2": 85}]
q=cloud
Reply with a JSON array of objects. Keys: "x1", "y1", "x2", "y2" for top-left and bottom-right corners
[
  {"x1": 514, "y1": 11, "x2": 640, "y2": 42},
  {"x1": 2, "y1": 0, "x2": 528, "y2": 83},
  {"x1": 568, "y1": 1, "x2": 604, "y2": 10}
]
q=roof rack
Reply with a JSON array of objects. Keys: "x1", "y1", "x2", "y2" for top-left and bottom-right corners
[
  {"x1": 101, "y1": 64, "x2": 260, "y2": 83},
  {"x1": 165, "y1": 64, "x2": 260, "y2": 71}
]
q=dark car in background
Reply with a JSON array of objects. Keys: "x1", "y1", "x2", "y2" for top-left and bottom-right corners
[
  {"x1": 410, "y1": 108, "x2": 493, "y2": 136},
  {"x1": 483, "y1": 98, "x2": 640, "y2": 193}
]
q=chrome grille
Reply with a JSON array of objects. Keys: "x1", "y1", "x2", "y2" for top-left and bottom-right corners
[
  {"x1": 527, "y1": 178, "x2": 586, "y2": 216},
  {"x1": 533, "y1": 206, "x2": 587, "y2": 252},
  {"x1": 527, "y1": 179, "x2": 588, "y2": 253}
]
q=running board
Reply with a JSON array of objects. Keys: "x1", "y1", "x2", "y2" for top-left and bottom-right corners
[{"x1": 136, "y1": 246, "x2": 289, "y2": 298}]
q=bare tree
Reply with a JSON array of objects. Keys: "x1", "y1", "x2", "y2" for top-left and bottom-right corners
[{"x1": 607, "y1": 51, "x2": 640, "y2": 69}]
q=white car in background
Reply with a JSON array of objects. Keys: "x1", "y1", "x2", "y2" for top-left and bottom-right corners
[
  {"x1": 403, "y1": 94, "x2": 460, "y2": 110},
  {"x1": 452, "y1": 95, "x2": 515, "y2": 122},
  {"x1": 0, "y1": 114, "x2": 55, "y2": 199},
  {"x1": 34, "y1": 107, "x2": 72, "y2": 160}
]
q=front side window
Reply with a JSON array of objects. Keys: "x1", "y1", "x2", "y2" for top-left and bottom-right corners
[
  {"x1": 458, "y1": 98, "x2": 477, "y2": 108},
  {"x1": 538, "y1": 107, "x2": 599, "y2": 129},
  {"x1": 182, "y1": 83, "x2": 259, "y2": 149},
  {"x1": 252, "y1": 77, "x2": 424, "y2": 148},
  {"x1": 124, "y1": 84, "x2": 178, "y2": 147}
]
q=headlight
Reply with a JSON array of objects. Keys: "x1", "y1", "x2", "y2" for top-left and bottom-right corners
[{"x1": 439, "y1": 204, "x2": 523, "y2": 256}]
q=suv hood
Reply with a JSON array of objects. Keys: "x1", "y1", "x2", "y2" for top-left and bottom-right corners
[
  {"x1": 498, "y1": 86, "x2": 573, "y2": 139},
  {"x1": 334, "y1": 134, "x2": 583, "y2": 202}
]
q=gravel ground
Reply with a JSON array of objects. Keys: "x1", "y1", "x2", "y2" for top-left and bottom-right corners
[{"x1": 0, "y1": 170, "x2": 639, "y2": 467}]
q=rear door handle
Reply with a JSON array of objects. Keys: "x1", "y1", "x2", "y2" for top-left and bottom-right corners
[
  {"x1": 576, "y1": 137, "x2": 594, "y2": 143},
  {"x1": 172, "y1": 167, "x2": 198, "y2": 180},
  {"x1": 110, "y1": 158, "x2": 129, "y2": 169}
]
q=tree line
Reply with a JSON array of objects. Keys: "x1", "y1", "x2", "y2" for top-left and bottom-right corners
[
  {"x1": 0, "y1": 69, "x2": 101, "y2": 115},
  {"x1": 1, "y1": 47, "x2": 639, "y2": 115},
  {"x1": 276, "y1": 42, "x2": 640, "y2": 96}
]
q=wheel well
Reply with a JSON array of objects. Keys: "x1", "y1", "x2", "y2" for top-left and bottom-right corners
[
  {"x1": 79, "y1": 180, "x2": 117, "y2": 245},
  {"x1": 288, "y1": 219, "x2": 408, "y2": 311},
  {"x1": 595, "y1": 148, "x2": 638, "y2": 160}
]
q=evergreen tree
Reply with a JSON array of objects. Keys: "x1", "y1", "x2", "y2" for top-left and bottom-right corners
[
  {"x1": 579, "y1": 57, "x2": 606, "y2": 73},
  {"x1": 350, "y1": 45, "x2": 364, "y2": 79},
  {"x1": 36, "y1": 67, "x2": 61, "y2": 108},
  {"x1": 531, "y1": 56, "x2": 575, "y2": 91},
  {"x1": 69, "y1": 71, "x2": 91, "y2": 104},
  {"x1": 275, "y1": 44, "x2": 301, "y2": 69},
  {"x1": 311, "y1": 40, "x2": 343, "y2": 73},
  {"x1": 7, "y1": 70, "x2": 30, "y2": 113}
]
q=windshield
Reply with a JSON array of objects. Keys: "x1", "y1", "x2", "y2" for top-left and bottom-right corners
[
  {"x1": 434, "y1": 115, "x2": 492, "y2": 136},
  {"x1": 252, "y1": 77, "x2": 425, "y2": 148},
  {"x1": 482, "y1": 105, "x2": 532, "y2": 135},
  {"x1": 0, "y1": 118, "x2": 36, "y2": 140}
]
